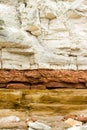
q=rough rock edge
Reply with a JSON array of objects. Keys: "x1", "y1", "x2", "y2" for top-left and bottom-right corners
[{"x1": 0, "y1": 69, "x2": 87, "y2": 89}]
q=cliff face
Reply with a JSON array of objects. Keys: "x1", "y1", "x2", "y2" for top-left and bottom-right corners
[
  {"x1": 0, "y1": 69, "x2": 87, "y2": 89},
  {"x1": 0, "y1": 0, "x2": 87, "y2": 70},
  {"x1": 0, "y1": 0, "x2": 87, "y2": 89}
]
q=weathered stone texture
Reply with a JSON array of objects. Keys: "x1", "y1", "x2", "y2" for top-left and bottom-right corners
[
  {"x1": 0, "y1": 69, "x2": 86, "y2": 89},
  {"x1": 0, "y1": 0, "x2": 87, "y2": 70}
]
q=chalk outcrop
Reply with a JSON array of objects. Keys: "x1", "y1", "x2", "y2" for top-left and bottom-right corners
[{"x1": 0, "y1": 0, "x2": 87, "y2": 70}]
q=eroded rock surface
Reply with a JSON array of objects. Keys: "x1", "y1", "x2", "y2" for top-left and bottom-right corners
[
  {"x1": 0, "y1": 0, "x2": 87, "y2": 70},
  {"x1": 0, "y1": 69, "x2": 87, "y2": 89}
]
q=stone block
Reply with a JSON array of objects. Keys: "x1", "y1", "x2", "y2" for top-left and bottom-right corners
[
  {"x1": 27, "y1": 24, "x2": 40, "y2": 32},
  {"x1": 31, "y1": 30, "x2": 41, "y2": 36},
  {"x1": 1, "y1": 48, "x2": 31, "y2": 69},
  {"x1": 7, "y1": 83, "x2": 30, "y2": 89},
  {"x1": 45, "y1": 11, "x2": 56, "y2": 20},
  {"x1": 0, "y1": 4, "x2": 20, "y2": 27},
  {"x1": 77, "y1": 57, "x2": 87, "y2": 65},
  {"x1": 64, "y1": 118, "x2": 82, "y2": 127}
]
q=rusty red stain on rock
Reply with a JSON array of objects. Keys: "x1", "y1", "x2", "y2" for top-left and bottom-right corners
[{"x1": 0, "y1": 69, "x2": 87, "y2": 89}]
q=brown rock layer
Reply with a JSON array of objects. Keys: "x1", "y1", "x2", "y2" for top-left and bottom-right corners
[{"x1": 0, "y1": 69, "x2": 87, "y2": 89}]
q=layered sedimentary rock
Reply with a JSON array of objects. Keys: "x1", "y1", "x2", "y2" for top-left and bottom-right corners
[
  {"x1": 0, "y1": 0, "x2": 87, "y2": 70},
  {"x1": 0, "y1": 0, "x2": 87, "y2": 89},
  {"x1": 0, "y1": 69, "x2": 87, "y2": 89}
]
